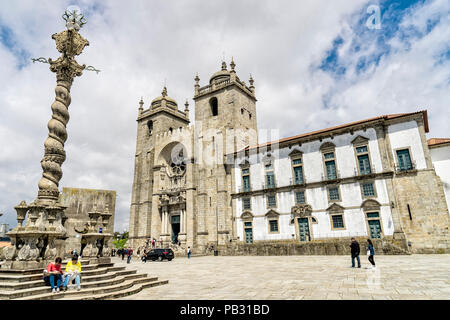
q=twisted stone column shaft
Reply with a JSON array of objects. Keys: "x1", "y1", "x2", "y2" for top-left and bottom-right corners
[{"x1": 38, "y1": 80, "x2": 72, "y2": 201}]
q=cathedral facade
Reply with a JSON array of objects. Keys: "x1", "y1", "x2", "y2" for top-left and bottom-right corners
[
  {"x1": 128, "y1": 60, "x2": 450, "y2": 254},
  {"x1": 128, "y1": 60, "x2": 257, "y2": 251}
]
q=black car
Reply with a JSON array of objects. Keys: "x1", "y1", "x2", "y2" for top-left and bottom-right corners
[{"x1": 145, "y1": 248, "x2": 174, "y2": 261}]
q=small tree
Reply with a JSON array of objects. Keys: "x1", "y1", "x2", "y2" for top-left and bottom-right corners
[
  {"x1": 121, "y1": 231, "x2": 129, "y2": 240},
  {"x1": 113, "y1": 238, "x2": 127, "y2": 249},
  {"x1": 113, "y1": 230, "x2": 129, "y2": 249}
]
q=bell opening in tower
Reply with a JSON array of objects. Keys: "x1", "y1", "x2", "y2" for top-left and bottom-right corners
[{"x1": 210, "y1": 97, "x2": 218, "y2": 116}]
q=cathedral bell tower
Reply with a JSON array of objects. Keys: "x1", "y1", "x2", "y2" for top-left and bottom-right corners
[
  {"x1": 193, "y1": 59, "x2": 258, "y2": 248},
  {"x1": 129, "y1": 86, "x2": 190, "y2": 248}
]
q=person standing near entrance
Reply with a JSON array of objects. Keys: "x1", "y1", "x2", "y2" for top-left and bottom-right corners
[
  {"x1": 187, "y1": 246, "x2": 191, "y2": 259},
  {"x1": 350, "y1": 238, "x2": 361, "y2": 268},
  {"x1": 367, "y1": 239, "x2": 376, "y2": 269}
]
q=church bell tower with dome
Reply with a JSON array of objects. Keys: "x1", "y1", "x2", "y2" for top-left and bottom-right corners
[
  {"x1": 193, "y1": 59, "x2": 259, "y2": 248},
  {"x1": 128, "y1": 59, "x2": 258, "y2": 252}
]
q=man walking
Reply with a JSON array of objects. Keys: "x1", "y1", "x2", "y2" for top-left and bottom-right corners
[
  {"x1": 126, "y1": 247, "x2": 133, "y2": 264},
  {"x1": 350, "y1": 238, "x2": 361, "y2": 268}
]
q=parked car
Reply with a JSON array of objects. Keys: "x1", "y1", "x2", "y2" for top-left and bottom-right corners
[{"x1": 145, "y1": 248, "x2": 174, "y2": 261}]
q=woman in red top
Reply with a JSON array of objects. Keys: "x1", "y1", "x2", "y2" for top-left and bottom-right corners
[{"x1": 46, "y1": 257, "x2": 63, "y2": 293}]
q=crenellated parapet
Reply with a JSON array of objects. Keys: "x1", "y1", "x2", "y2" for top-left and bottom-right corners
[
  {"x1": 137, "y1": 86, "x2": 190, "y2": 124},
  {"x1": 194, "y1": 58, "x2": 256, "y2": 101},
  {"x1": 155, "y1": 125, "x2": 195, "y2": 141}
]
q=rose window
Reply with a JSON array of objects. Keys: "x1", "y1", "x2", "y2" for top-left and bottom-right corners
[
  {"x1": 170, "y1": 161, "x2": 186, "y2": 175},
  {"x1": 170, "y1": 150, "x2": 186, "y2": 175}
]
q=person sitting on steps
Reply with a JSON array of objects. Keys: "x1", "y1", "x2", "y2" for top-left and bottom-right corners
[
  {"x1": 64, "y1": 255, "x2": 82, "y2": 291},
  {"x1": 44, "y1": 257, "x2": 64, "y2": 293}
]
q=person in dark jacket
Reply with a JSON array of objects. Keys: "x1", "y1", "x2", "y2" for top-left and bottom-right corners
[
  {"x1": 126, "y1": 248, "x2": 133, "y2": 264},
  {"x1": 367, "y1": 239, "x2": 376, "y2": 269},
  {"x1": 350, "y1": 238, "x2": 361, "y2": 268}
]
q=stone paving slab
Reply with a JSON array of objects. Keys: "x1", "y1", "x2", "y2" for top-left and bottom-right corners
[{"x1": 114, "y1": 254, "x2": 450, "y2": 300}]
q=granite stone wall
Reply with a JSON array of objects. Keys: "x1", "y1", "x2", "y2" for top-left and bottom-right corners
[
  {"x1": 59, "y1": 187, "x2": 116, "y2": 257},
  {"x1": 215, "y1": 237, "x2": 410, "y2": 256}
]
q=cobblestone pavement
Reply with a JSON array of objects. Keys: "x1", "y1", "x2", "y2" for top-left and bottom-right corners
[{"x1": 114, "y1": 254, "x2": 450, "y2": 300}]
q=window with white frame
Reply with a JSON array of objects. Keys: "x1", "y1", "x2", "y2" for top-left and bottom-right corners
[
  {"x1": 328, "y1": 186, "x2": 340, "y2": 201},
  {"x1": 243, "y1": 197, "x2": 251, "y2": 210},
  {"x1": 267, "y1": 194, "x2": 277, "y2": 208},
  {"x1": 295, "y1": 191, "x2": 305, "y2": 204}
]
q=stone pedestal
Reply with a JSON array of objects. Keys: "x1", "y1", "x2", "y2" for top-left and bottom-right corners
[
  {"x1": 178, "y1": 232, "x2": 187, "y2": 245},
  {"x1": 160, "y1": 234, "x2": 171, "y2": 247},
  {"x1": 1, "y1": 200, "x2": 67, "y2": 270}
]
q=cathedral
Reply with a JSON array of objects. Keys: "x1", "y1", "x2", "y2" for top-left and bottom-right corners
[{"x1": 128, "y1": 60, "x2": 450, "y2": 254}]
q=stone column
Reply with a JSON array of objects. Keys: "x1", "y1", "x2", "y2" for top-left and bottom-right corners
[
  {"x1": 163, "y1": 208, "x2": 167, "y2": 234},
  {"x1": 180, "y1": 209, "x2": 184, "y2": 233},
  {"x1": 3, "y1": 14, "x2": 90, "y2": 269},
  {"x1": 184, "y1": 208, "x2": 187, "y2": 233},
  {"x1": 375, "y1": 124, "x2": 406, "y2": 239}
]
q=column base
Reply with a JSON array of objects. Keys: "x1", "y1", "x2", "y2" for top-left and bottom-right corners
[
  {"x1": 159, "y1": 234, "x2": 171, "y2": 248},
  {"x1": 178, "y1": 232, "x2": 187, "y2": 245}
]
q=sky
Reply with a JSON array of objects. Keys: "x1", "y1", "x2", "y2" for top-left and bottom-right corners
[{"x1": 0, "y1": 0, "x2": 449, "y2": 233}]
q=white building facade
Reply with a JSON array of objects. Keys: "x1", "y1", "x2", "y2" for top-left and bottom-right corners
[
  {"x1": 229, "y1": 111, "x2": 450, "y2": 253},
  {"x1": 428, "y1": 139, "x2": 450, "y2": 210}
]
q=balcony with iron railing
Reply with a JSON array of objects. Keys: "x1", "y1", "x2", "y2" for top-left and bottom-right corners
[
  {"x1": 321, "y1": 170, "x2": 341, "y2": 183},
  {"x1": 264, "y1": 181, "x2": 277, "y2": 190},
  {"x1": 394, "y1": 160, "x2": 416, "y2": 173},
  {"x1": 239, "y1": 185, "x2": 252, "y2": 193},
  {"x1": 353, "y1": 167, "x2": 376, "y2": 179},
  {"x1": 290, "y1": 177, "x2": 306, "y2": 186}
]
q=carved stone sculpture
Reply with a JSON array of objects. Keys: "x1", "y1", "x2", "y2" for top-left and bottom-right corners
[{"x1": 2, "y1": 9, "x2": 90, "y2": 269}]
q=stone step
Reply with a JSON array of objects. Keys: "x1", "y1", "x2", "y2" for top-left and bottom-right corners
[
  {"x1": 81, "y1": 266, "x2": 124, "y2": 277},
  {"x1": 0, "y1": 262, "x2": 111, "y2": 277},
  {"x1": 0, "y1": 268, "x2": 46, "y2": 275},
  {"x1": 0, "y1": 269, "x2": 139, "y2": 291},
  {"x1": 79, "y1": 279, "x2": 169, "y2": 300},
  {"x1": 0, "y1": 260, "x2": 91, "y2": 275},
  {"x1": 18, "y1": 277, "x2": 167, "y2": 300},
  {"x1": 0, "y1": 272, "x2": 149, "y2": 300},
  {"x1": 0, "y1": 273, "x2": 44, "y2": 283},
  {"x1": 61, "y1": 259, "x2": 91, "y2": 265},
  {"x1": 0, "y1": 265, "x2": 123, "y2": 283}
]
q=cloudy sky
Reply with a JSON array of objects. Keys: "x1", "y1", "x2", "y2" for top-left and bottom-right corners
[{"x1": 0, "y1": 0, "x2": 448, "y2": 232}]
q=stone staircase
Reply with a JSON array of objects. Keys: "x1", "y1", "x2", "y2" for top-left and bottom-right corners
[{"x1": 0, "y1": 258, "x2": 168, "y2": 300}]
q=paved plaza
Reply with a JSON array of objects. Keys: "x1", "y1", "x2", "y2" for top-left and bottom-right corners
[{"x1": 114, "y1": 254, "x2": 450, "y2": 300}]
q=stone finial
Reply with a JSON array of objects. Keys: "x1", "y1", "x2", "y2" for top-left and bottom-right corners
[
  {"x1": 184, "y1": 99, "x2": 189, "y2": 112},
  {"x1": 162, "y1": 86, "x2": 168, "y2": 97},
  {"x1": 194, "y1": 73, "x2": 200, "y2": 95},
  {"x1": 138, "y1": 97, "x2": 144, "y2": 113},
  {"x1": 230, "y1": 57, "x2": 236, "y2": 71},
  {"x1": 221, "y1": 60, "x2": 227, "y2": 71},
  {"x1": 249, "y1": 74, "x2": 255, "y2": 94}
]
